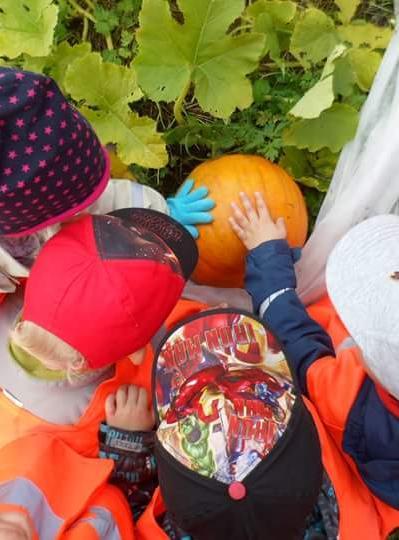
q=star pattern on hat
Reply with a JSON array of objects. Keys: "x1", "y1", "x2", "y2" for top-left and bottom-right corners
[{"x1": 0, "y1": 68, "x2": 106, "y2": 234}]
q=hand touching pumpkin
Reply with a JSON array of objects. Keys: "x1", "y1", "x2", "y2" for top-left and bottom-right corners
[{"x1": 229, "y1": 192, "x2": 287, "y2": 251}]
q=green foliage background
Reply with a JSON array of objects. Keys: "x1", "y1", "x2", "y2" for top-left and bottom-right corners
[{"x1": 0, "y1": 0, "x2": 395, "y2": 227}]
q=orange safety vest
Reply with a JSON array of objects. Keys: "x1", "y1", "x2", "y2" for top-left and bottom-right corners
[
  {"x1": 0, "y1": 298, "x2": 208, "y2": 455},
  {"x1": 0, "y1": 432, "x2": 136, "y2": 539},
  {"x1": 307, "y1": 295, "x2": 399, "y2": 539}
]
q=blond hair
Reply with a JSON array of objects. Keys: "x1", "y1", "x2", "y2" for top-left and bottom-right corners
[{"x1": 10, "y1": 321, "x2": 88, "y2": 384}]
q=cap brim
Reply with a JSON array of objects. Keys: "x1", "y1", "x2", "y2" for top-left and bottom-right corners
[{"x1": 109, "y1": 208, "x2": 198, "y2": 280}]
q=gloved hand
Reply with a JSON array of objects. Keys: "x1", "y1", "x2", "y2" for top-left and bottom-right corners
[{"x1": 167, "y1": 179, "x2": 215, "y2": 239}]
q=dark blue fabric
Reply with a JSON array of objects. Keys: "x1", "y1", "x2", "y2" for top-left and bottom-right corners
[
  {"x1": 343, "y1": 378, "x2": 399, "y2": 509},
  {"x1": 245, "y1": 240, "x2": 334, "y2": 394},
  {"x1": 245, "y1": 240, "x2": 297, "y2": 311},
  {"x1": 0, "y1": 67, "x2": 106, "y2": 235},
  {"x1": 245, "y1": 239, "x2": 399, "y2": 509}
]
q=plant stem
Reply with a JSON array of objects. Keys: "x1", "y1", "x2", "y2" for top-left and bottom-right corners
[
  {"x1": 67, "y1": 0, "x2": 96, "y2": 23},
  {"x1": 83, "y1": 0, "x2": 95, "y2": 10},
  {"x1": 260, "y1": 61, "x2": 303, "y2": 70},
  {"x1": 173, "y1": 80, "x2": 191, "y2": 125},
  {"x1": 105, "y1": 34, "x2": 114, "y2": 50},
  {"x1": 82, "y1": 14, "x2": 89, "y2": 41}
]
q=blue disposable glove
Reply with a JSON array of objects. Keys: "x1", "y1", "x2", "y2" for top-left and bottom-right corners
[{"x1": 167, "y1": 179, "x2": 215, "y2": 239}]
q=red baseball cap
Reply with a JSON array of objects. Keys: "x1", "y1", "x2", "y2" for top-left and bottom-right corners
[{"x1": 23, "y1": 209, "x2": 198, "y2": 369}]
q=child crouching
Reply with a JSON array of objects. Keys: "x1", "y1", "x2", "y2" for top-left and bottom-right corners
[
  {"x1": 229, "y1": 192, "x2": 399, "y2": 539},
  {"x1": 100, "y1": 309, "x2": 324, "y2": 540}
]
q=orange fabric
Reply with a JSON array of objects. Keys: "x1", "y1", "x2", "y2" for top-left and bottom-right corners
[
  {"x1": 0, "y1": 433, "x2": 135, "y2": 539},
  {"x1": 306, "y1": 296, "x2": 399, "y2": 539},
  {"x1": 0, "y1": 298, "x2": 208, "y2": 539},
  {"x1": 303, "y1": 398, "x2": 382, "y2": 540},
  {"x1": 135, "y1": 488, "x2": 167, "y2": 540},
  {"x1": 0, "y1": 298, "x2": 208, "y2": 454}
]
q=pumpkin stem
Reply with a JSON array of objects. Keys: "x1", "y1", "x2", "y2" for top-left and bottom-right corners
[{"x1": 174, "y1": 80, "x2": 191, "y2": 125}]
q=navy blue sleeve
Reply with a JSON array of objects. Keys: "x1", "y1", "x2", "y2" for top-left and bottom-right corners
[{"x1": 245, "y1": 239, "x2": 335, "y2": 394}]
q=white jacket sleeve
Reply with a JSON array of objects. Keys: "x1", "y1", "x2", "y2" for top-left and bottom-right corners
[{"x1": 87, "y1": 179, "x2": 170, "y2": 215}]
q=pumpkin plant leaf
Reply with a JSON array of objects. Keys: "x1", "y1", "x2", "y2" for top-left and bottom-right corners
[
  {"x1": 284, "y1": 103, "x2": 358, "y2": 153},
  {"x1": 0, "y1": 0, "x2": 58, "y2": 58},
  {"x1": 280, "y1": 147, "x2": 313, "y2": 178},
  {"x1": 49, "y1": 42, "x2": 92, "y2": 92},
  {"x1": 134, "y1": 0, "x2": 266, "y2": 119},
  {"x1": 246, "y1": 0, "x2": 297, "y2": 61},
  {"x1": 22, "y1": 55, "x2": 48, "y2": 73},
  {"x1": 296, "y1": 175, "x2": 330, "y2": 192},
  {"x1": 289, "y1": 75, "x2": 334, "y2": 119},
  {"x1": 289, "y1": 44, "x2": 346, "y2": 118},
  {"x1": 65, "y1": 52, "x2": 167, "y2": 168},
  {"x1": 290, "y1": 8, "x2": 340, "y2": 66},
  {"x1": 338, "y1": 23, "x2": 392, "y2": 50},
  {"x1": 347, "y1": 48, "x2": 381, "y2": 92},
  {"x1": 334, "y1": 0, "x2": 361, "y2": 25},
  {"x1": 83, "y1": 107, "x2": 168, "y2": 169}
]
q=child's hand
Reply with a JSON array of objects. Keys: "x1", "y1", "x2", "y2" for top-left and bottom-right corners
[
  {"x1": 229, "y1": 192, "x2": 286, "y2": 250},
  {"x1": 105, "y1": 385, "x2": 155, "y2": 432},
  {"x1": 0, "y1": 512, "x2": 32, "y2": 540}
]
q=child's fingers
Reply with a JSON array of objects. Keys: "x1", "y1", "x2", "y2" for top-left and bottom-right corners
[
  {"x1": 276, "y1": 217, "x2": 287, "y2": 237},
  {"x1": 116, "y1": 385, "x2": 128, "y2": 409},
  {"x1": 228, "y1": 217, "x2": 245, "y2": 240},
  {"x1": 137, "y1": 387, "x2": 148, "y2": 409},
  {"x1": 105, "y1": 393, "x2": 117, "y2": 418},
  {"x1": 255, "y1": 192, "x2": 271, "y2": 221},
  {"x1": 239, "y1": 192, "x2": 257, "y2": 221},
  {"x1": 230, "y1": 202, "x2": 248, "y2": 228},
  {"x1": 127, "y1": 385, "x2": 139, "y2": 405}
]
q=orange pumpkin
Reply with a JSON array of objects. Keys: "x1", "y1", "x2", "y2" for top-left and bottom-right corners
[{"x1": 190, "y1": 154, "x2": 308, "y2": 288}]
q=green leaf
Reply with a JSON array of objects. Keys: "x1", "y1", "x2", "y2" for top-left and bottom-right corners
[
  {"x1": 134, "y1": 0, "x2": 266, "y2": 119},
  {"x1": 93, "y1": 6, "x2": 120, "y2": 35},
  {"x1": 65, "y1": 52, "x2": 142, "y2": 108},
  {"x1": 49, "y1": 42, "x2": 92, "y2": 91},
  {"x1": 290, "y1": 75, "x2": 334, "y2": 119},
  {"x1": 246, "y1": 0, "x2": 297, "y2": 61},
  {"x1": 65, "y1": 53, "x2": 167, "y2": 169},
  {"x1": 280, "y1": 147, "x2": 312, "y2": 178},
  {"x1": 333, "y1": 56, "x2": 355, "y2": 97},
  {"x1": 296, "y1": 176, "x2": 330, "y2": 192},
  {"x1": 338, "y1": 23, "x2": 392, "y2": 50},
  {"x1": 347, "y1": 48, "x2": 381, "y2": 92},
  {"x1": 22, "y1": 55, "x2": 48, "y2": 73},
  {"x1": 247, "y1": 0, "x2": 296, "y2": 24},
  {"x1": 83, "y1": 107, "x2": 168, "y2": 169},
  {"x1": 334, "y1": 0, "x2": 360, "y2": 24},
  {"x1": 290, "y1": 8, "x2": 340, "y2": 66},
  {"x1": 284, "y1": 103, "x2": 358, "y2": 152},
  {"x1": 289, "y1": 45, "x2": 346, "y2": 118},
  {"x1": 0, "y1": 0, "x2": 58, "y2": 58},
  {"x1": 333, "y1": 48, "x2": 381, "y2": 96}
]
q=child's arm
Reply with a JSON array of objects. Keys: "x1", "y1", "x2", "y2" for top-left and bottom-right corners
[
  {"x1": 229, "y1": 192, "x2": 335, "y2": 395},
  {"x1": 100, "y1": 385, "x2": 157, "y2": 522},
  {"x1": 100, "y1": 385, "x2": 190, "y2": 538}
]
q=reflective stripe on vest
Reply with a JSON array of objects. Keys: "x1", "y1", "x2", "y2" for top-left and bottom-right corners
[
  {"x1": 0, "y1": 477, "x2": 63, "y2": 539},
  {"x1": 73, "y1": 506, "x2": 122, "y2": 540},
  {"x1": 336, "y1": 337, "x2": 356, "y2": 354}
]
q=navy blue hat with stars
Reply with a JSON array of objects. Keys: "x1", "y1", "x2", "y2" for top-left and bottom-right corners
[{"x1": 0, "y1": 67, "x2": 110, "y2": 237}]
